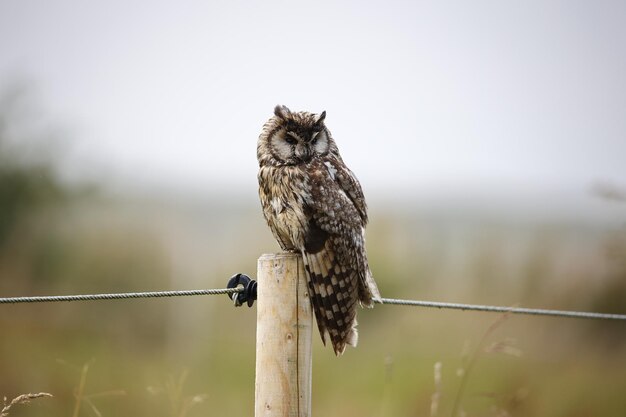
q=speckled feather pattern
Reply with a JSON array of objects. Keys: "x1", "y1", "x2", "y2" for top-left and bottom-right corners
[{"x1": 257, "y1": 106, "x2": 381, "y2": 355}]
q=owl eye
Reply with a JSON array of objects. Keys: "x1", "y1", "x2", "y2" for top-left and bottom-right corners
[
  {"x1": 285, "y1": 136, "x2": 297, "y2": 145},
  {"x1": 311, "y1": 137, "x2": 318, "y2": 145}
]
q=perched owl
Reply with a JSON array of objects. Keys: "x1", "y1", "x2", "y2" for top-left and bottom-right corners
[{"x1": 257, "y1": 105, "x2": 381, "y2": 355}]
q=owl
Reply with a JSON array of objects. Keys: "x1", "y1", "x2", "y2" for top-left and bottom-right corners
[{"x1": 257, "y1": 105, "x2": 381, "y2": 355}]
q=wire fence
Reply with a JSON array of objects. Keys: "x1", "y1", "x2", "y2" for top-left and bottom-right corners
[
  {"x1": 0, "y1": 288, "x2": 239, "y2": 304},
  {"x1": 2, "y1": 286, "x2": 625, "y2": 321},
  {"x1": 376, "y1": 297, "x2": 626, "y2": 321}
]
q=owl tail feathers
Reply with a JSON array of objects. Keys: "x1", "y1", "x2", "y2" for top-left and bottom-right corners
[
  {"x1": 301, "y1": 249, "x2": 359, "y2": 356},
  {"x1": 333, "y1": 318, "x2": 359, "y2": 355},
  {"x1": 323, "y1": 315, "x2": 359, "y2": 356}
]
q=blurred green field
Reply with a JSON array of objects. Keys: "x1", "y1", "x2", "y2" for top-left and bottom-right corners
[{"x1": 1, "y1": 192, "x2": 625, "y2": 417}]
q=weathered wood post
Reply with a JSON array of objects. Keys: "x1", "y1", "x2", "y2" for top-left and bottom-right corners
[{"x1": 255, "y1": 252, "x2": 312, "y2": 417}]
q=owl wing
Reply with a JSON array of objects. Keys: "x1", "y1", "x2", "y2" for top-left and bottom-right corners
[
  {"x1": 300, "y1": 159, "x2": 378, "y2": 355},
  {"x1": 331, "y1": 160, "x2": 368, "y2": 225}
]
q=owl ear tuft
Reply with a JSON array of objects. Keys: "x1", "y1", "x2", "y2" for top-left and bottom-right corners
[
  {"x1": 314, "y1": 110, "x2": 326, "y2": 125},
  {"x1": 274, "y1": 105, "x2": 292, "y2": 120},
  {"x1": 315, "y1": 110, "x2": 326, "y2": 125}
]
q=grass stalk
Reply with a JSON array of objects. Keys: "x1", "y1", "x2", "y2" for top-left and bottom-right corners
[{"x1": 450, "y1": 313, "x2": 511, "y2": 417}]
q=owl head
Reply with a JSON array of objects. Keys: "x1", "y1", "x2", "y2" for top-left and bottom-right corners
[{"x1": 257, "y1": 105, "x2": 340, "y2": 167}]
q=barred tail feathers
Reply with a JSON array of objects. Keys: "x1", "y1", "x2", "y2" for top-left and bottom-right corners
[{"x1": 301, "y1": 247, "x2": 359, "y2": 355}]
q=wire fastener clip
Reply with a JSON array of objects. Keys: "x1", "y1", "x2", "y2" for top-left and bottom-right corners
[{"x1": 226, "y1": 273, "x2": 257, "y2": 307}]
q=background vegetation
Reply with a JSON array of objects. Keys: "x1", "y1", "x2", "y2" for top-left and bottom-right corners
[{"x1": 1, "y1": 86, "x2": 625, "y2": 417}]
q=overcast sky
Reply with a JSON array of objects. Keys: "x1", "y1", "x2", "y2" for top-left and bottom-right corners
[{"x1": 1, "y1": 0, "x2": 625, "y2": 201}]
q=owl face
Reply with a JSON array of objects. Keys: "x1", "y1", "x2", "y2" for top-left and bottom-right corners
[{"x1": 263, "y1": 105, "x2": 334, "y2": 166}]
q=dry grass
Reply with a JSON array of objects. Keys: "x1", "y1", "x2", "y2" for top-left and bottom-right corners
[
  {"x1": 450, "y1": 313, "x2": 514, "y2": 416},
  {"x1": 147, "y1": 369, "x2": 207, "y2": 417},
  {"x1": 58, "y1": 360, "x2": 126, "y2": 417},
  {"x1": 430, "y1": 361, "x2": 442, "y2": 417},
  {"x1": 424, "y1": 312, "x2": 525, "y2": 417},
  {"x1": 1, "y1": 393, "x2": 52, "y2": 417}
]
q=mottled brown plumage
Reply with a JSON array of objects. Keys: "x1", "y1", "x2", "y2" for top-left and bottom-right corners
[{"x1": 257, "y1": 105, "x2": 381, "y2": 355}]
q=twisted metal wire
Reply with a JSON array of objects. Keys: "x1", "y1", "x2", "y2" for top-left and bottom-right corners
[
  {"x1": 377, "y1": 297, "x2": 626, "y2": 321},
  {"x1": 0, "y1": 288, "x2": 241, "y2": 304},
  {"x1": 1, "y1": 286, "x2": 625, "y2": 322}
]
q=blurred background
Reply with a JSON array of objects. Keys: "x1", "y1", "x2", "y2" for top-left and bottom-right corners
[{"x1": 1, "y1": 1, "x2": 625, "y2": 416}]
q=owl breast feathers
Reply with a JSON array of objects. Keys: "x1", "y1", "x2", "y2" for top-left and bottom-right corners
[{"x1": 257, "y1": 105, "x2": 381, "y2": 355}]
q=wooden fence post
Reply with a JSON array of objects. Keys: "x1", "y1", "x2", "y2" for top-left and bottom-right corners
[{"x1": 255, "y1": 253, "x2": 312, "y2": 417}]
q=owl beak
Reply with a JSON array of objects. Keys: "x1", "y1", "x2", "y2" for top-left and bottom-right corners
[{"x1": 295, "y1": 146, "x2": 312, "y2": 163}]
